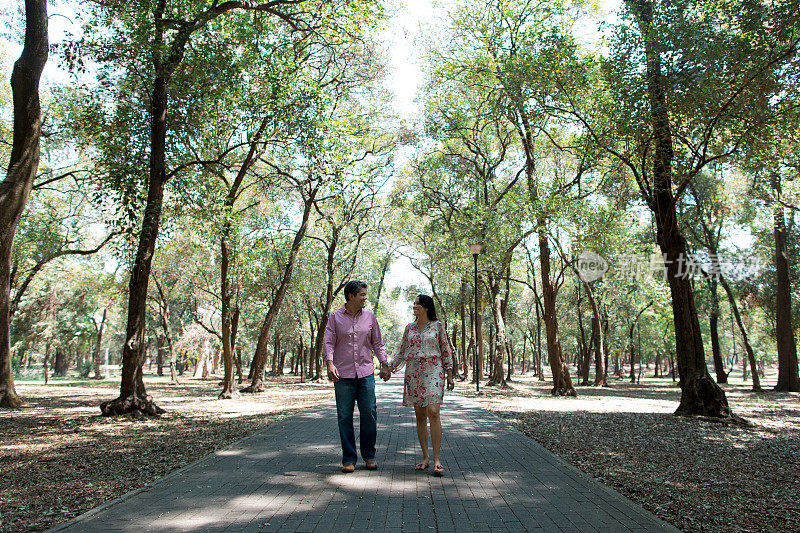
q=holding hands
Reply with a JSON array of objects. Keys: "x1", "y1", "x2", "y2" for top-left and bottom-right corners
[{"x1": 379, "y1": 362, "x2": 392, "y2": 381}]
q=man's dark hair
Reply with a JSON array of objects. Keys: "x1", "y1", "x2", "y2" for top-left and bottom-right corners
[
  {"x1": 417, "y1": 294, "x2": 438, "y2": 320},
  {"x1": 344, "y1": 280, "x2": 368, "y2": 302}
]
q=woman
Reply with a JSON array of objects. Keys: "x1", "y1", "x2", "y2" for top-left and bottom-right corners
[{"x1": 388, "y1": 294, "x2": 455, "y2": 476}]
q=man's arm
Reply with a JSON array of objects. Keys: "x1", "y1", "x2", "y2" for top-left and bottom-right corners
[
  {"x1": 370, "y1": 312, "x2": 388, "y2": 364},
  {"x1": 323, "y1": 314, "x2": 339, "y2": 382},
  {"x1": 371, "y1": 312, "x2": 391, "y2": 380}
]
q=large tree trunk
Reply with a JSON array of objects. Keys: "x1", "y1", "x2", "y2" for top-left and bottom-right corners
[
  {"x1": 92, "y1": 309, "x2": 107, "y2": 379},
  {"x1": 538, "y1": 228, "x2": 575, "y2": 396},
  {"x1": 101, "y1": 70, "x2": 171, "y2": 417},
  {"x1": 243, "y1": 188, "x2": 315, "y2": 393},
  {"x1": 0, "y1": 0, "x2": 47, "y2": 408},
  {"x1": 628, "y1": 0, "x2": 731, "y2": 417},
  {"x1": 772, "y1": 174, "x2": 800, "y2": 391}
]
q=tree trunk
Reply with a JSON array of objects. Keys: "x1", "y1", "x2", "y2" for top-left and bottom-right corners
[
  {"x1": 306, "y1": 311, "x2": 318, "y2": 380},
  {"x1": 277, "y1": 333, "x2": 286, "y2": 376},
  {"x1": 707, "y1": 279, "x2": 727, "y2": 383},
  {"x1": 101, "y1": 70, "x2": 171, "y2": 417},
  {"x1": 271, "y1": 329, "x2": 279, "y2": 375},
  {"x1": 43, "y1": 342, "x2": 50, "y2": 384},
  {"x1": 574, "y1": 280, "x2": 607, "y2": 386},
  {"x1": 476, "y1": 287, "x2": 485, "y2": 382},
  {"x1": 156, "y1": 336, "x2": 164, "y2": 376},
  {"x1": 468, "y1": 301, "x2": 476, "y2": 382},
  {"x1": 538, "y1": 227, "x2": 575, "y2": 396},
  {"x1": 772, "y1": 173, "x2": 800, "y2": 391},
  {"x1": 506, "y1": 338, "x2": 514, "y2": 382},
  {"x1": 244, "y1": 188, "x2": 315, "y2": 393},
  {"x1": 627, "y1": 0, "x2": 732, "y2": 417},
  {"x1": 194, "y1": 341, "x2": 209, "y2": 379},
  {"x1": 487, "y1": 273, "x2": 506, "y2": 386},
  {"x1": 460, "y1": 297, "x2": 467, "y2": 380},
  {"x1": 153, "y1": 276, "x2": 178, "y2": 384},
  {"x1": 372, "y1": 252, "x2": 391, "y2": 314},
  {"x1": 313, "y1": 301, "x2": 332, "y2": 382},
  {"x1": 521, "y1": 333, "x2": 528, "y2": 374},
  {"x1": 718, "y1": 277, "x2": 761, "y2": 391},
  {"x1": 299, "y1": 336, "x2": 305, "y2": 382},
  {"x1": 0, "y1": 0, "x2": 47, "y2": 408},
  {"x1": 576, "y1": 285, "x2": 590, "y2": 385},
  {"x1": 92, "y1": 308, "x2": 107, "y2": 379},
  {"x1": 235, "y1": 346, "x2": 243, "y2": 384},
  {"x1": 654, "y1": 349, "x2": 661, "y2": 378},
  {"x1": 629, "y1": 321, "x2": 637, "y2": 384},
  {"x1": 535, "y1": 292, "x2": 544, "y2": 381},
  {"x1": 218, "y1": 230, "x2": 239, "y2": 399},
  {"x1": 54, "y1": 347, "x2": 68, "y2": 376},
  {"x1": 602, "y1": 309, "x2": 610, "y2": 382}
]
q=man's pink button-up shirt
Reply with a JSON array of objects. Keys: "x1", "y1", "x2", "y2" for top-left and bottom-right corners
[{"x1": 323, "y1": 306, "x2": 387, "y2": 379}]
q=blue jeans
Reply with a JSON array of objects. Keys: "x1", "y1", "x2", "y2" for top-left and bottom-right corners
[{"x1": 334, "y1": 375, "x2": 377, "y2": 465}]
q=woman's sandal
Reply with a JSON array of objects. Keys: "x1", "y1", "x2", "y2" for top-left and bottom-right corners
[
  {"x1": 433, "y1": 464, "x2": 444, "y2": 477},
  {"x1": 414, "y1": 461, "x2": 430, "y2": 471}
]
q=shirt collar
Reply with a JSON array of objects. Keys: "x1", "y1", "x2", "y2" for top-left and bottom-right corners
[{"x1": 339, "y1": 305, "x2": 363, "y2": 318}]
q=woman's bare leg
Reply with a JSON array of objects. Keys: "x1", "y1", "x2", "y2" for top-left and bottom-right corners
[
  {"x1": 427, "y1": 404, "x2": 442, "y2": 467},
  {"x1": 414, "y1": 404, "x2": 429, "y2": 465}
]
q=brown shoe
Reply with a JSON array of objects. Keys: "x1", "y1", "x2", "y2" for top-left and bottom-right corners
[
  {"x1": 365, "y1": 459, "x2": 378, "y2": 470},
  {"x1": 341, "y1": 463, "x2": 355, "y2": 473}
]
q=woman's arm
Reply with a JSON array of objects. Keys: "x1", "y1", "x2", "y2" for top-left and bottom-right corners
[
  {"x1": 389, "y1": 324, "x2": 411, "y2": 372},
  {"x1": 438, "y1": 321, "x2": 454, "y2": 371},
  {"x1": 438, "y1": 322, "x2": 456, "y2": 390}
]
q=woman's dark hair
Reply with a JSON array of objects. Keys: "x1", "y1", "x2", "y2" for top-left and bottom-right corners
[
  {"x1": 344, "y1": 280, "x2": 368, "y2": 302},
  {"x1": 417, "y1": 294, "x2": 437, "y2": 321}
]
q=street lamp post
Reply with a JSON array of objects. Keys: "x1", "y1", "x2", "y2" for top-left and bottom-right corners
[{"x1": 469, "y1": 243, "x2": 482, "y2": 392}]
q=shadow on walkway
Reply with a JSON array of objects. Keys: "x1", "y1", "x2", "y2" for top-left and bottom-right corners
[{"x1": 50, "y1": 380, "x2": 677, "y2": 533}]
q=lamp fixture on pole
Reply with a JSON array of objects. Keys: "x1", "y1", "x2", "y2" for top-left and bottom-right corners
[{"x1": 469, "y1": 243, "x2": 482, "y2": 391}]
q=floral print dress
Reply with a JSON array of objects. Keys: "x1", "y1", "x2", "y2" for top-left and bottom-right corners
[{"x1": 390, "y1": 320, "x2": 454, "y2": 407}]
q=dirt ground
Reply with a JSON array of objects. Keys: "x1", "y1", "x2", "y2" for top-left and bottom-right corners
[
  {"x1": 454, "y1": 372, "x2": 800, "y2": 533},
  {"x1": 0, "y1": 376, "x2": 334, "y2": 533},
  {"x1": 2, "y1": 371, "x2": 798, "y2": 532}
]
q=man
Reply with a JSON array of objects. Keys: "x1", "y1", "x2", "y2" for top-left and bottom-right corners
[{"x1": 324, "y1": 280, "x2": 390, "y2": 473}]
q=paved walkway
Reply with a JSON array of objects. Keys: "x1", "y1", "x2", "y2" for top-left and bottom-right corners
[{"x1": 51, "y1": 381, "x2": 677, "y2": 532}]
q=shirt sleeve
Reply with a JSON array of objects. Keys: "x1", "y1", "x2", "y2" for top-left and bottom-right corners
[
  {"x1": 323, "y1": 313, "x2": 337, "y2": 362},
  {"x1": 390, "y1": 324, "x2": 411, "y2": 372},
  {"x1": 438, "y1": 321, "x2": 453, "y2": 371},
  {"x1": 370, "y1": 312, "x2": 387, "y2": 363}
]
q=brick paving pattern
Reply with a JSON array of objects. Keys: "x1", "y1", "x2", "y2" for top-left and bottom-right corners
[{"x1": 51, "y1": 381, "x2": 677, "y2": 532}]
